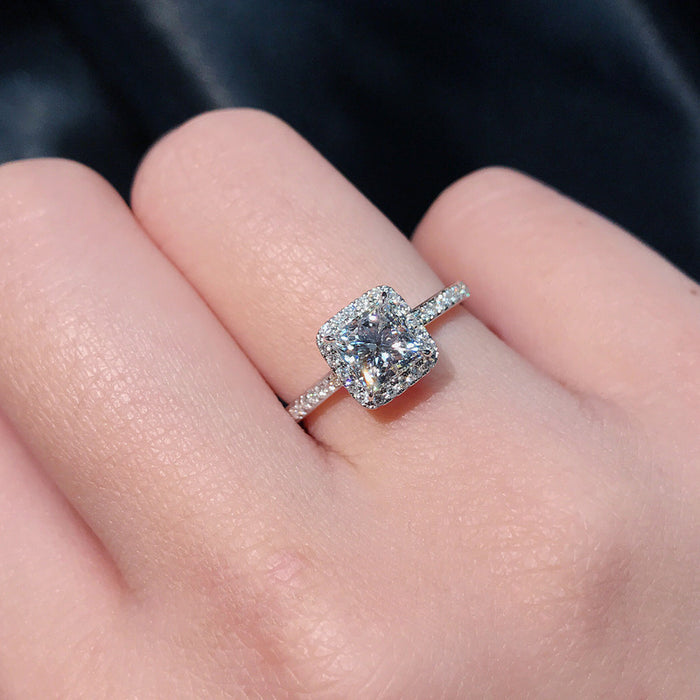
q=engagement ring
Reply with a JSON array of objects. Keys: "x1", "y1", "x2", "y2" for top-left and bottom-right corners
[{"x1": 288, "y1": 282, "x2": 469, "y2": 420}]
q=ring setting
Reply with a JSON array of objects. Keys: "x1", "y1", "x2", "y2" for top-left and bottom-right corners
[
  {"x1": 317, "y1": 285, "x2": 439, "y2": 409},
  {"x1": 288, "y1": 282, "x2": 469, "y2": 421}
]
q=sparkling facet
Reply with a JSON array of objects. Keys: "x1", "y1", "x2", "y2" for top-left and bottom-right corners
[
  {"x1": 317, "y1": 286, "x2": 438, "y2": 408},
  {"x1": 287, "y1": 282, "x2": 468, "y2": 421}
]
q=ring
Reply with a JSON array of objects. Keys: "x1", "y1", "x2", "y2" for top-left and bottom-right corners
[{"x1": 287, "y1": 282, "x2": 469, "y2": 421}]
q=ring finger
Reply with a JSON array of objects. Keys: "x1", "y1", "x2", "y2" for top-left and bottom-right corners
[{"x1": 132, "y1": 109, "x2": 582, "y2": 475}]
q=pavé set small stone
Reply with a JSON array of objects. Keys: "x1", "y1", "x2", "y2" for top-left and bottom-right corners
[{"x1": 287, "y1": 282, "x2": 469, "y2": 421}]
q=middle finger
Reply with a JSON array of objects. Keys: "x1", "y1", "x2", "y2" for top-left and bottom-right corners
[{"x1": 0, "y1": 158, "x2": 321, "y2": 592}]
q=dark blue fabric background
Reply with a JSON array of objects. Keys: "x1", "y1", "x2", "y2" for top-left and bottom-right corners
[{"x1": 2, "y1": 1, "x2": 699, "y2": 279}]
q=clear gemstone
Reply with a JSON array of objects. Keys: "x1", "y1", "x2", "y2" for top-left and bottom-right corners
[{"x1": 317, "y1": 286, "x2": 438, "y2": 408}]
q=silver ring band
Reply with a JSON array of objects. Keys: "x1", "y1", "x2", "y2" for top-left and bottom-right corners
[{"x1": 287, "y1": 282, "x2": 469, "y2": 421}]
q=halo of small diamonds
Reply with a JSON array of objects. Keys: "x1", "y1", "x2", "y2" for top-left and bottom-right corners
[
  {"x1": 286, "y1": 282, "x2": 469, "y2": 421},
  {"x1": 316, "y1": 285, "x2": 439, "y2": 409}
]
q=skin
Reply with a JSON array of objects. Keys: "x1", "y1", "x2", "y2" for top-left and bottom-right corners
[{"x1": 0, "y1": 108, "x2": 697, "y2": 698}]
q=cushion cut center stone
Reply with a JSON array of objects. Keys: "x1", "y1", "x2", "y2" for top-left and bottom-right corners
[
  {"x1": 317, "y1": 286, "x2": 438, "y2": 409},
  {"x1": 339, "y1": 303, "x2": 424, "y2": 392}
]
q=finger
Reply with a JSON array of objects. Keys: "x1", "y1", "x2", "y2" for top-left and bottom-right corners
[
  {"x1": 131, "y1": 109, "x2": 582, "y2": 469},
  {"x1": 0, "y1": 158, "x2": 321, "y2": 592},
  {"x1": 412, "y1": 168, "x2": 700, "y2": 435},
  {"x1": 0, "y1": 411, "x2": 121, "y2": 697}
]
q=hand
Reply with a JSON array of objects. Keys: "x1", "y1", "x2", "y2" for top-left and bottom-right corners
[{"x1": 0, "y1": 110, "x2": 698, "y2": 698}]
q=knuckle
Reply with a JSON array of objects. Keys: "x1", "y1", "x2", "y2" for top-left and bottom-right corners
[
  {"x1": 499, "y1": 476, "x2": 666, "y2": 684},
  {"x1": 131, "y1": 107, "x2": 304, "y2": 232},
  {"x1": 0, "y1": 158, "x2": 113, "y2": 263},
  {"x1": 135, "y1": 107, "x2": 297, "y2": 184},
  {"x1": 176, "y1": 540, "x2": 395, "y2": 698},
  {"x1": 448, "y1": 165, "x2": 542, "y2": 207},
  {"x1": 438, "y1": 165, "x2": 530, "y2": 210},
  {"x1": 414, "y1": 165, "x2": 541, "y2": 243},
  {"x1": 0, "y1": 157, "x2": 104, "y2": 209},
  {"x1": 170, "y1": 107, "x2": 295, "y2": 146},
  {"x1": 453, "y1": 164, "x2": 530, "y2": 194}
]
